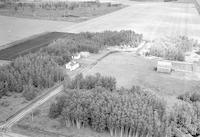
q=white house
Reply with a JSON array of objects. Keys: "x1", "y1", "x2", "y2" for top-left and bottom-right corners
[
  {"x1": 157, "y1": 61, "x2": 172, "y2": 73},
  {"x1": 65, "y1": 61, "x2": 80, "y2": 71}
]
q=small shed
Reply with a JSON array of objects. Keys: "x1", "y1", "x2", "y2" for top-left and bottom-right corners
[
  {"x1": 65, "y1": 61, "x2": 80, "y2": 71},
  {"x1": 73, "y1": 54, "x2": 81, "y2": 60},
  {"x1": 157, "y1": 61, "x2": 172, "y2": 73},
  {"x1": 80, "y1": 52, "x2": 90, "y2": 58}
]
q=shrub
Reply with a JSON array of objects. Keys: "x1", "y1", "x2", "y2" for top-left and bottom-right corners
[
  {"x1": 0, "y1": 100, "x2": 9, "y2": 107},
  {"x1": 49, "y1": 96, "x2": 66, "y2": 119},
  {"x1": 149, "y1": 36, "x2": 197, "y2": 61},
  {"x1": 68, "y1": 73, "x2": 116, "y2": 91},
  {"x1": 178, "y1": 91, "x2": 200, "y2": 103},
  {"x1": 22, "y1": 84, "x2": 40, "y2": 101}
]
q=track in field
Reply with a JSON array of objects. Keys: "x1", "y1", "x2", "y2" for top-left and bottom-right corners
[{"x1": 0, "y1": 32, "x2": 67, "y2": 60}]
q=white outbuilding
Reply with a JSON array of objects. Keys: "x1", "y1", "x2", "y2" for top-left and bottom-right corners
[
  {"x1": 80, "y1": 52, "x2": 90, "y2": 58},
  {"x1": 65, "y1": 61, "x2": 80, "y2": 71},
  {"x1": 157, "y1": 61, "x2": 172, "y2": 73},
  {"x1": 72, "y1": 54, "x2": 81, "y2": 60}
]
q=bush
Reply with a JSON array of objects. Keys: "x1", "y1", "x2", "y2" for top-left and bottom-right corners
[
  {"x1": 68, "y1": 73, "x2": 116, "y2": 91},
  {"x1": 177, "y1": 91, "x2": 200, "y2": 103},
  {"x1": 22, "y1": 84, "x2": 40, "y2": 101},
  {"x1": 0, "y1": 100, "x2": 9, "y2": 107}
]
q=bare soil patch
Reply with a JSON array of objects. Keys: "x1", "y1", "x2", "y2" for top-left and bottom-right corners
[{"x1": 0, "y1": 32, "x2": 67, "y2": 60}]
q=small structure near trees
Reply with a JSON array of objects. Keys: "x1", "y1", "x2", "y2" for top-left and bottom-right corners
[
  {"x1": 65, "y1": 61, "x2": 80, "y2": 71},
  {"x1": 157, "y1": 60, "x2": 172, "y2": 73},
  {"x1": 80, "y1": 51, "x2": 90, "y2": 58},
  {"x1": 72, "y1": 54, "x2": 81, "y2": 60}
]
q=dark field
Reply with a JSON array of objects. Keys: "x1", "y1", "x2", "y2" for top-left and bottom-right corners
[{"x1": 0, "y1": 32, "x2": 67, "y2": 60}]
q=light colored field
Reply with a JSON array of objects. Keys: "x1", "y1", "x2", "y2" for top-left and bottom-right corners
[
  {"x1": 62, "y1": 1, "x2": 200, "y2": 41},
  {"x1": 0, "y1": 16, "x2": 74, "y2": 46}
]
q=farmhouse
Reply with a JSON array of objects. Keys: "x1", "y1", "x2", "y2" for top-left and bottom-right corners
[
  {"x1": 65, "y1": 61, "x2": 80, "y2": 71},
  {"x1": 157, "y1": 61, "x2": 172, "y2": 73}
]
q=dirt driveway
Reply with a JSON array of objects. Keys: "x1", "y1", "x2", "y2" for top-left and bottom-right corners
[{"x1": 61, "y1": 1, "x2": 200, "y2": 41}]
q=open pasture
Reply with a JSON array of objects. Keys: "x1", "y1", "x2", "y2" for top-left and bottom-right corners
[
  {"x1": 84, "y1": 52, "x2": 200, "y2": 105},
  {"x1": 62, "y1": 1, "x2": 200, "y2": 41}
]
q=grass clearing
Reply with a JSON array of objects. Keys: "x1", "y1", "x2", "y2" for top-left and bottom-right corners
[
  {"x1": 84, "y1": 51, "x2": 200, "y2": 107},
  {"x1": 0, "y1": 93, "x2": 28, "y2": 123}
]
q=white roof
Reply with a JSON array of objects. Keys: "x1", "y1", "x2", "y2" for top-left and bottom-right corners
[{"x1": 157, "y1": 61, "x2": 172, "y2": 67}]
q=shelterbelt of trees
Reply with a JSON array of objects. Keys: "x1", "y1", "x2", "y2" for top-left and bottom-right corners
[
  {"x1": 0, "y1": 30, "x2": 142, "y2": 100},
  {"x1": 49, "y1": 73, "x2": 200, "y2": 137}
]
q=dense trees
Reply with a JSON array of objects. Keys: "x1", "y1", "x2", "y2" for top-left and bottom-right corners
[
  {"x1": 49, "y1": 74, "x2": 170, "y2": 137},
  {"x1": 0, "y1": 31, "x2": 142, "y2": 100},
  {"x1": 41, "y1": 30, "x2": 142, "y2": 65},
  {"x1": 68, "y1": 73, "x2": 116, "y2": 91},
  {"x1": 0, "y1": 52, "x2": 64, "y2": 100},
  {"x1": 149, "y1": 36, "x2": 199, "y2": 61},
  {"x1": 49, "y1": 73, "x2": 200, "y2": 137}
]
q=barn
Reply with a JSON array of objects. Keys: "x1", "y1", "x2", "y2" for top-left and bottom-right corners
[{"x1": 157, "y1": 61, "x2": 172, "y2": 73}]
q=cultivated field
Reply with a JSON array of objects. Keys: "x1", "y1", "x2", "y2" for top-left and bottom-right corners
[
  {"x1": 0, "y1": 15, "x2": 74, "y2": 46},
  {"x1": 0, "y1": 32, "x2": 67, "y2": 60},
  {"x1": 62, "y1": 1, "x2": 200, "y2": 41},
  {"x1": 1, "y1": 0, "x2": 199, "y2": 47}
]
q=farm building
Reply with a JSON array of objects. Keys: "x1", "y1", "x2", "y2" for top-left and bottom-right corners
[
  {"x1": 80, "y1": 52, "x2": 90, "y2": 58},
  {"x1": 157, "y1": 61, "x2": 172, "y2": 73},
  {"x1": 65, "y1": 61, "x2": 80, "y2": 71},
  {"x1": 72, "y1": 54, "x2": 81, "y2": 60}
]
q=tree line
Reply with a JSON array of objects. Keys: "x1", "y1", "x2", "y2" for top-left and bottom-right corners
[
  {"x1": 0, "y1": 0, "x2": 115, "y2": 12},
  {"x1": 49, "y1": 73, "x2": 170, "y2": 137},
  {"x1": 49, "y1": 73, "x2": 200, "y2": 137},
  {"x1": 0, "y1": 30, "x2": 142, "y2": 100}
]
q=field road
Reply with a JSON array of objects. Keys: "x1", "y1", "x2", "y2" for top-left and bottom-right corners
[
  {"x1": 60, "y1": 0, "x2": 200, "y2": 41},
  {"x1": 0, "y1": 85, "x2": 63, "y2": 131}
]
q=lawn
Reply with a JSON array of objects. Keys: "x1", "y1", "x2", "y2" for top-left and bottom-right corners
[
  {"x1": 85, "y1": 52, "x2": 199, "y2": 94},
  {"x1": 84, "y1": 51, "x2": 200, "y2": 108},
  {"x1": 0, "y1": 93, "x2": 28, "y2": 123}
]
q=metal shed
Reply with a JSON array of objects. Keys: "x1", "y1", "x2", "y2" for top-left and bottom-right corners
[{"x1": 157, "y1": 61, "x2": 172, "y2": 73}]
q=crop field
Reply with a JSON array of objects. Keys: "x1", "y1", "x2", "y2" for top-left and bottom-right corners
[
  {"x1": 62, "y1": 1, "x2": 200, "y2": 41},
  {"x1": 0, "y1": 32, "x2": 67, "y2": 60},
  {"x1": 0, "y1": 15, "x2": 75, "y2": 46}
]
